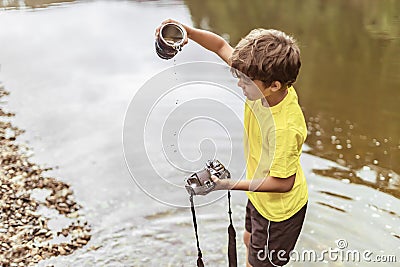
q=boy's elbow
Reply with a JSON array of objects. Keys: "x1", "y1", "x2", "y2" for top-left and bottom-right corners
[
  {"x1": 278, "y1": 183, "x2": 294, "y2": 193},
  {"x1": 274, "y1": 174, "x2": 296, "y2": 193}
]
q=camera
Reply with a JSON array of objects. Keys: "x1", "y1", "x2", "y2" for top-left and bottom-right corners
[{"x1": 185, "y1": 159, "x2": 231, "y2": 196}]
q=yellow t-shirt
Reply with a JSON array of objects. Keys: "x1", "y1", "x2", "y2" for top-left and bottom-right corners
[{"x1": 244, "y1": 86, "x2": 308, "y2": 222}]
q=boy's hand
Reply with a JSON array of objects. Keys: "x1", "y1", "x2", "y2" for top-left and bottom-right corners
[
  {"x1": 211, "y1": 175, "x2": 232, "y2": 191},
  {"x1": 155, "y1": 19, "x2": 189, "y2": 46}
]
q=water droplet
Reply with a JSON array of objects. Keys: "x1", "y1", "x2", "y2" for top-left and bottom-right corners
[
  {"x1": 339, "y1": 154, "x2": 344, "y2": 159},
  {"x1": 375, "y1": 141, "x2": 380, "y2": 146},
  {"x1": 316, "y1": 140, "x2": 322, "y2": 145},
  {"x1": 336, "y1": 144, "x2": 343, "y2": 150},
  {"x1": 383, "y1": 150, "x2": 388, "y2": 155},
  {"x1": 373, "y1": 159, "x2": 379, "y2": 165},
  {"x1": 346, "y1": 139, "x2": 351, "y2": 144},
  {"x1": 315, "y1": 131, "x2": 321, "y2": 136},
  {"x1": 384, "y1": 138, "x2": 388, "y2": 143},
  {"x1": 346, "y1": 144, "x2": 352, "y2": 149},
  {"x1": 355, "y1": 154, "x2": 360, "y2": 159}
]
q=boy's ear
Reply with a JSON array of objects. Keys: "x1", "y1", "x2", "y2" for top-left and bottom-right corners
[{"x1": 270, "y1": 81, "x2": 282, "y2": 92}]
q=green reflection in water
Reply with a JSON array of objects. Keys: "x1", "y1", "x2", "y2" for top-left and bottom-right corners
[{"x1": 185, "y1": 0, "x2": 400, "y2": 195}]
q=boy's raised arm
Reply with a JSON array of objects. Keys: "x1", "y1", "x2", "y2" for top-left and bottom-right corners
[
  {"x1": 186, "y1": 27, "x2": 234, "y2": 64},
  {"x1": 156, "y1": 19, "x2": 234, "y2": 64}
]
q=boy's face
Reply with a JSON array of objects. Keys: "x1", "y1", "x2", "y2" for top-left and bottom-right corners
[{"x1": 237, "y1": 76, "x2": 268, "y2": 101}]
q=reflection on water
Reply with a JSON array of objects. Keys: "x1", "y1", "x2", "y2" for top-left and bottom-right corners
[
  {"x1": 185, "y1": 0, "x2": 400, "y2": 198},
  {"x1": 307, "y1": 115, "x2": 400, "y2": 199},
  {"x1": 0, "y1": 0, "x2": 76, "y2": 9},
  {"x1": 0, "y1": 0, "x2": 399, "y2": 266},
  {"x1": 313, "y1": 165, "x2": 400, "y2": 199},
  {"x1": 316, "y1": 202, "x2": 347, "y2": 213}
]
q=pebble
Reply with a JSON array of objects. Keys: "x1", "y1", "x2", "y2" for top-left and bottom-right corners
[{"x1": 0, "y1": 87, "x2": 91, "y2": 266}]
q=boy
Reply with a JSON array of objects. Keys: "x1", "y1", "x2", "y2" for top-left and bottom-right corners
[{"x1": 156, "y1": 20, "x2": 308, "y2": 267}]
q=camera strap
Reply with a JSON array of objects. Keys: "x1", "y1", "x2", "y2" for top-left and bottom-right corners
[
  {"x1": 189, "y1": 191, "x2": 237, "y2": 267},
  {"x1": 189, "y1": 195, "x2": 205, "y2": 267},
  {"x1": 227, "y1": 191, "x2": 237, "y2": 267}
]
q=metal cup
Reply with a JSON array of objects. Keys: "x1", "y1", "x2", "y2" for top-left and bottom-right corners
[{"x1": 155, "y1": 22, "x2": 187, "y2": 60}]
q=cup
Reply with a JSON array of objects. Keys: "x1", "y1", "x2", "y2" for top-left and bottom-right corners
[{"x1": 155, "y1": 22, "x2": 187, "y2": 60}]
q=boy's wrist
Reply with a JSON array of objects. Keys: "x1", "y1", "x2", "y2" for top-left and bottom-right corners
[
  {"x1": 183, "y1": 25, "x2": 194, "y2": 39},
  {"x1": 212, "y1": 176, "x2": 235, "y2": 191},
  {"x1": 221, "y1": 179, "x2": 235, "y2": 190}
]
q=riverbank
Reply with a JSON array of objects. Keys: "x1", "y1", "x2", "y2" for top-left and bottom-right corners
[{"x1": 0, "y1": 86, "x2": 91, "y2": 266}]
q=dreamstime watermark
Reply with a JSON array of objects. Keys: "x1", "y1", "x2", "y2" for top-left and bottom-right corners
[{"x1": 257, "y1": 239, "x2": 398, "y2": 264}]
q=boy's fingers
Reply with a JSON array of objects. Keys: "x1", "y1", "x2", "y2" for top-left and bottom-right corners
[
  {"x1": 155, "y1": 19, "x2": 175, "y2": 37},
  {"x1": 162, "y1": 18, "x2": 175, "y2": 24},
  {"x1": 156, "y1": 19, "x2": 188, "y2": 45},
  {"x1": 211, "y1": 175, "x2": 219, "y2": 182}
]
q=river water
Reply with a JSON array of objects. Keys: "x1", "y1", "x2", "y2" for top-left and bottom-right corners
[{"x1": 0, "y1": 0, "x2": 399, "y2": 266}]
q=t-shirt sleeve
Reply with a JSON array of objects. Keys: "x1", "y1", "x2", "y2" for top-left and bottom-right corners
[{"x1": 268, "y1": 128, "x2": 304, "y2": 178}]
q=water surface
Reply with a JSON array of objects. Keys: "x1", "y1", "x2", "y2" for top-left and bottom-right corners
[{"x1": 0, "y1": 0, "x2": 399, "y2": 266}]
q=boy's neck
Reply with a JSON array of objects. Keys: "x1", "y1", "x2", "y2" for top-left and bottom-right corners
[{"x1": 262, "y1": 87, "x2": 288, "y2": 107}]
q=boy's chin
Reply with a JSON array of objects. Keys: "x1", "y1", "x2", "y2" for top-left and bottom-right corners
[{"x1": 245, "y1": 95, "x2": 259, "y2": 101}]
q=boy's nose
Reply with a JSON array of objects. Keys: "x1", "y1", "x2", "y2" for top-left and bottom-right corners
[{"x1": 237, "y1": 79, "x2": 244, "y2": 89}]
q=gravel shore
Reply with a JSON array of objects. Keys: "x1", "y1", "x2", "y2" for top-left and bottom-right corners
[{"x1": 0, "y1": 85, "x2": 91, "y2": 266}]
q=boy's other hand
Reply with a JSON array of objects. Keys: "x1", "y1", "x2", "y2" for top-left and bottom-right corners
[
  {"x1": 155, "y1": 19, "x2": 189, "y2": 46},
  {"x1": 211, "y1": 175, "x2": 231, "y2": 191}
]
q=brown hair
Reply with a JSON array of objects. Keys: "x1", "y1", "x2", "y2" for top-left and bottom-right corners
[{"x1": 231, "y1": 29, "x2": 301, "y2": 87}]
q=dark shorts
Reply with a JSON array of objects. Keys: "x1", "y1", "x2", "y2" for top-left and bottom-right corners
[{"x1": 245, "y1": 200, "x2": 307, "y2": 267}]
